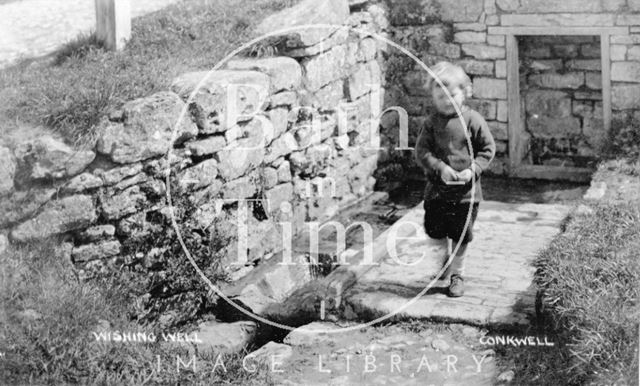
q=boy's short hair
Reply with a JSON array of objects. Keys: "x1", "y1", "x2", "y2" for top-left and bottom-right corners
[{"x1": 425, "y1": 61, "x2": 473, "y2": 99}]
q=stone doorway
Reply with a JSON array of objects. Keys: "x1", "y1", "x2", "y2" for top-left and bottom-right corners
[
  {"x1": 519, "y1": 35, "x2": 603, "y2": 170},
  {"x1": 489, "y1": 26, "x2": 627, "y2": 181}
]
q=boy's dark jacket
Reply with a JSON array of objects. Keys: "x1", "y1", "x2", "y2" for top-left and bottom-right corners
[{"x1": 414, "y1": 106, "x2": 496, "y2": 203}]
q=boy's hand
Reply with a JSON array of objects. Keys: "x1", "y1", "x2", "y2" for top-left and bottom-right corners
[
  {"x1": 439, "y1": 165, "x2": 459, "y2": 183},
  {"x1": 457, "y1": 168, "x2": 474, "y2": 183}
]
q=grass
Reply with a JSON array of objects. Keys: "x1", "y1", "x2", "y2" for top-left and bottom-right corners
[
  {"x1": 0, "y1": 0, "x2": 298, "y2": 148},
  {"x1": 0, "y1": 0, "x2": 302, "y2": 383},
  {"x1": 0, "y1": 238, "x2": 277, "y2": 385},
  {"x1": 498, "y1": 183, "x2": 640, "y2": 385}
]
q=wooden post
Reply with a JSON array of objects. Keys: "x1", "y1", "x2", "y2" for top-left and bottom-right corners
[{"x1": 95, "y1": 0, "x2": 131, "y2": 51}]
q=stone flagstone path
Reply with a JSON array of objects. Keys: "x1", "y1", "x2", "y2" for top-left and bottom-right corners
[
  {"x1": 0, "y1": 0, "x2": 180, "y2": 68},
  {"x1": 340, "y1": 200, "x2": 571, "y2": 327}
]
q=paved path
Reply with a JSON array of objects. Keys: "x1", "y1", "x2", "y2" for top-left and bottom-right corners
[
  {"x1": 341, "y1": 200, "x2": 570, "y2": 327},
  {"x1": 0, "y1": 0, "x2": 180, "y2": 68}
]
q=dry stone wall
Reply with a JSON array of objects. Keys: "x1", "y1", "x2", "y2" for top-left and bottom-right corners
[{"x1": 0, "y1": 0, "x2": 387, "y2": 309}]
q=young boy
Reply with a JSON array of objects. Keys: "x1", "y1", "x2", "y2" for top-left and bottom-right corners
[{"x1": 414, "y1": 61, "x2": 496, "y2": 297}]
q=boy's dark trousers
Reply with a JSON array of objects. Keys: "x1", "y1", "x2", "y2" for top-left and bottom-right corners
[{"x1": 423, "y1": 199, "x2": 479, "y2": 278}]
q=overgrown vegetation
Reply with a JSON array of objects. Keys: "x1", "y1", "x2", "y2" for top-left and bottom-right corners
[
  {"x1": 606, "y1": 115, "x2": 640, "y2": 160},
  {"x1": 0, "y1": 237, "x2": 276, "y2": 385},
  {"x1": 0, "y1": 0, "x2": 298, "y2": 147},
  {"x1": 501, "y1": 189, "x2": 640, "y2": 385}
]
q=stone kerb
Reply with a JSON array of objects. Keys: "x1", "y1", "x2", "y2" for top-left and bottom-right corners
[{"x1": 1, "y1": 0, "x2": 385, "y2": 294}]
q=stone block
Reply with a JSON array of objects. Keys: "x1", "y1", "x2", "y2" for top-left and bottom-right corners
[
  {"x1": 220, "y1": 175, "x2": 257, "y2": 200},
  {"x1": 427, "y1": 41, "x2": 461, "y2": 59},
  {"x1": 553, "y1": 44, "x2": 579, "y2": 58},
  {"x1": 101, "y1": 186, "x2": 148, "y2": 221},
  {"x1": 497, "y1": 100, "x2": 508, "y2": 122},
  {"x1": 527, "y1": 115, "x2": 581, "y2": 137},
  {"x1": 99, "y1": 163, "x2": 143, "y2": 185},
  {"x1": 15, "y1": 135, "x2": 95, "y2": 181},
  {"x1": 347, "y1": 60, "x2": 382, "y2": 100},
  {"x1": 602, "y1": 0, "x2": 626, "y2": 11},
  {"x1": 487, "y1": 35, "x2": 505, "y2": 47},
  {"x1": 96, "y1": 92, "x2": 198, "y2": 163},
  {"x1": 572, "y1": 100, "x2": 593, "y2": 116},
  {"x1": 264, "y1": 183, "x2": 294, "y2": 214},
  {"x1": 586, "y1": 73, "x2": 602, "y2": 90},
  {"x1": 195, "y1": 320, "x2": 258, "y2": 354},
  {"x1": 525, "y1": 90, "x2": 572, "y2": 118},
  {"x1": 216, "y1": 137, "x2": 265, "y2": 181},
  {"x1": 612, "y1": 84, "x2": 640, "y2": 110},
  {"x1": 473, "y1": 78, "x2": 507, "y2": 99},
  {"x1": 178, "y1": 159, "x2": 219, "y2": 191},
  {"x1": 528, "y1": 59, "x2": 563, "y2": 72},
  {"x1": 580, "y1": 43, "x2": 601, "y2": 59},
  {"x1": 528, "y1": 72, "x2": 584, "y2": 89},
  {"x1": 574, "y1": 91, "x2": 602, "y2": 101},
  {"x1": 486, "y1": 15, "x2": 499, "y2": 25},
  {"x1": 268, "y1": 108, "x2": 291, "y2": 138},
  {"x1": 356, "y1": 37, "x2": 377, "y2": 62},
  {"x1": 171, "y1": 71, "x2": 269, "y2": 135},
  {"x1": 277, "y1": 161, "x2": 292, "y2": 183},
  {"x1": 457, "y1": 59, "x2": 494, "y2": 76},
  {"x1": 256, "y1": 0, "x2": 349, "y2": 47},
  {"x1": 265, "y1": 133, "x2": 299, "y2": 164},
  {"x1": 301, "y1": 45, "x2": 349, "y2": 91},
  {"x1": 63, "y1": 172, "x2": 104, "y2": 194},
  {"x1": 11, "y1": 195, "x2": 97, "y2": 242},
  {"x1": 187, "y1": 135, "x2": 226, "y2": 157},
  {"x1": 261, "y1": 167, "x2": 279, "y2": 189},
  {"x1": 523, "y1": 46, "x2": 551, "y2": 59},
  {"x1": 0, "y1": 188, "x2": 56, "y2": 229},
  {"x1": 454, "y1": 22, "x2": 486, "y2": 32},
  {"x1": 454, "y1": 31, "x2": 486, "y2": 44},
  {"x1": 484, "y1": 0, "x2": 497, "y2": 13},
  {"x1": 439, "y1": 0, "x2": 484, "y2": 22},
  {"x1": 612, "y1": 62, "x2": 640, "y2": 82},
  {"x1": 461, "y1": 44, "x2": 505, "y2": 60},
  {"x1": 284, "y1": 27, "x2": 350, "y2": 57},
  {"x1": 501, "y1": 14, "x2": 615, "y2": 27},
  {"x1": 246, "y1": 342, "x2": 293, "y2": 363},
  {"x1": 496, "y1": 0, "x2": 518, "y2": 11},
  {"x1": 626, "y1": 46, "x2": 640, "y2": 61},
  {"x1": 495, "y1": 60, "x2": 506, "y2": 78},
  {"x1": 307, "y1": 80, "x2": 345, "y2": 111},
  {"x1": 610, "y1": 34, "x2": 640, "y2": 44},
  {"x1": 78, "y1": 225, "x2": 116, "y2": 242},
  {"x1": 71, "y1": 240, "x2": 121, "y2": 262},
  {"x1": 616, "y1": 14, "x2": 640, "y2": 26},
  {"x1": 519, "y1": 0, "x2": 601, "y2": 12},
  {"x1": 226, "y1": 57, "x2": 302, "y2": 93},
  {"x1": 269, "y1": 91, "x2": 298, "y2": 108}
]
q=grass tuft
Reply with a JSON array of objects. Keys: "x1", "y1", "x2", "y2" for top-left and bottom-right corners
[
  {"x1": 505, "y1": 197, "x2": 640, "y2": 385},
  {"x1": 0, "y1": 0, "x2": 301, "y2": 146}
]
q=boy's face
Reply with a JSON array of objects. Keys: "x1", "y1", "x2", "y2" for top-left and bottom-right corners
[{"x1": 431, "y1": 83, "x2": 465, "y2": 115}]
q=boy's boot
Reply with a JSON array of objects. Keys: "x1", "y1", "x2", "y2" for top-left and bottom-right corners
[
  {"x1": 448, "y1": 274, "x2": 464, "y2": 297},
  {"x1": 447, "y1": 241, "x2": 468, "y2": 297}
]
